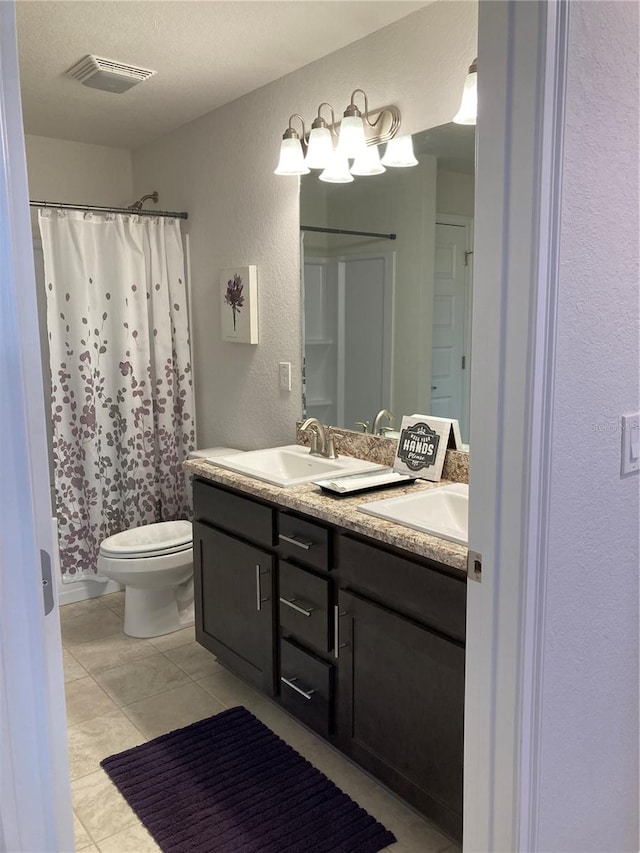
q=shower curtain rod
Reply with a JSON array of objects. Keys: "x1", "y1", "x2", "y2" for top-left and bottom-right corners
[
  {"x1": 301, "y1": 225, "x2": 396, "y2": 241},
  {"x1": 30, "y1": 200, "x2": 188, "y2": 220}
]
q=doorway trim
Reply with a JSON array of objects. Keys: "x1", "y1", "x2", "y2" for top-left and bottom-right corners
[
  {"x1": 463, "y1": 1, "x2": 569, "y2": 851},
  {"x1": 434, "y1": 214, "x2": 473, "y2": 444}
]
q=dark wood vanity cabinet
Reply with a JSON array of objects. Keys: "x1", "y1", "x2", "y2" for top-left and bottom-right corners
[
  {"x1": 335, "y1": 534, "x2": 466, "y2": 840},
  {"x1": 192, "y1": 478, "x2": 277, "y2": 695},
  {"x1": 192, "y1": 476, "x2": 465, "y2": 842}
]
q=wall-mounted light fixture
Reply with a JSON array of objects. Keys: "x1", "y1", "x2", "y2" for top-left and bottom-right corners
[
  {"x1": 274, "y1": 114, "x2": 310, "y2": 176},
  {"x1": 453, "y1": 58, "x2": 477, "y2": 125},
  {"x1": 275, "y1": 89, "x2": 414, "y2": 180}
]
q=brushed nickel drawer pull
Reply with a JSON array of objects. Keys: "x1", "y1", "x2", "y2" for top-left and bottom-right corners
[
  {"x1": 279, "y1": 596, "x2": 314, "y2": 617},
  {"x1": 280, "y1": 676, "x2": 315, "y2": 700},
  {"x1": 279, "y1": 533, "x2": 313, "y2": 550},
  {"x1": 255, "y1": 564, "x2": 262, "y2": 611},
  {"x1": 334, "y1": 605, "x2": 348, "y2": 658},
  {"x1": 255, "y1": 564, "x2": 269, "y2": 611}
]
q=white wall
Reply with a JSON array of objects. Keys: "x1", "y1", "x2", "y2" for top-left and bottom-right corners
[
  {"x1": 24, "y1": 135, "x2": 133, "y2": 219},
  {"x1": 536, "y1": 2, "x2": 639, "y2": 849},
  {"x1": 132, "y1": 1, "x2": 478, "y2": 450},
  {"x1": 436, "y1": 169, "x2": 474, "y2": 218}
]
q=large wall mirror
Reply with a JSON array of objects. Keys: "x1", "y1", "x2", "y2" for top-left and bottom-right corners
[{"x1": 300, "y1": 122, "x2": 475, "y2": 445}]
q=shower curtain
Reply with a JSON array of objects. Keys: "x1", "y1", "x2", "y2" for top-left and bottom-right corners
[{"x1": 39, "y1": 210, "x2": 195, "y2": 582}]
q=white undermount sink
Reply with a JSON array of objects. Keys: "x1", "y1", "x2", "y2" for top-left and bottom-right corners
[
  {"x1": 358, "y1": 482, "x2": 469, "y2": 545},
  {"x1": 206, "y1": 445, "x2": 384, "y2": 487}
]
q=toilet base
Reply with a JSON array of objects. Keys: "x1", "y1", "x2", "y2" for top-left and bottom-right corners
[{"x1": 123, "y1": 583, "x2": 194, "y2": 638}]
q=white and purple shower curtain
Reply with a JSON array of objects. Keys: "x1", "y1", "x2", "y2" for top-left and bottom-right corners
[{"x1": 39, "y1": 210, "x2": 195, "y2": 582}]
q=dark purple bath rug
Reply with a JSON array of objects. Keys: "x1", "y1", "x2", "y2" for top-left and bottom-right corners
[{"x1": 100, "y1": 705, "x2": 396, "y2": 853}]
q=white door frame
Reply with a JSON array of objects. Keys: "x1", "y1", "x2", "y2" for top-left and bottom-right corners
[
  {"x1": 434, "y1": 214, "x2": 473, "y2": 443},
  {"x1": 0, "y1": 4, "x2": 74, "y2": 850},
  {"x1": 464, "y1": 1, "x2": 568, "y2": 851}
]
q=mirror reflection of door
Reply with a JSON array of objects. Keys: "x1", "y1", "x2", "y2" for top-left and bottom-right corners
[{"x1": 431, "y1": 219, "x2": 472, "y2": 443}]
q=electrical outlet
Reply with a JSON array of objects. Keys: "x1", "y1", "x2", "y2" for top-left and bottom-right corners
[{"x1": 279, "y1": 362, "x2": 291, "y2": 392}]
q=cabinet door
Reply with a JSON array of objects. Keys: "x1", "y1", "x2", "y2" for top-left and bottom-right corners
[
  {"x1": 337, "y1": 589, "x2": 464, "y2": 841},
  {"x1": 193, "y1": 521, "x2": 275, "y2": 695}
]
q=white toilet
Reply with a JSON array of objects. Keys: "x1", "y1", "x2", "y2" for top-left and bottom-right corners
[{"x1": 97, "y1": 447, "x2": 241, "y2": 638}]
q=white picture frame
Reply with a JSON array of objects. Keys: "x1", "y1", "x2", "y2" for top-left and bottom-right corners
[{"x1": 220, "y1": 265, "x2": 258, "y2": 344}]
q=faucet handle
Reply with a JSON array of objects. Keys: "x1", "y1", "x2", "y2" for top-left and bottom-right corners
[
  {"x1": 307, "y1": 431, "x2": 320, "y2": 455},
  {"x1": 355, "y1": 421, "x2": 370, "y2": 433},
  {"x1": 325, "y1": 429, "x2": 339, "y2": 460}
]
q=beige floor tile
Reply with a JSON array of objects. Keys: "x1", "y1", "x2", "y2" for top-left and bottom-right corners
[
  {"x1": 122, "y1": 681, "x2": 225, "y2": 739},
  {"x1": 60, "y1": 598, "x2": 109, "y2": 624},
  {"x1": 95, "y1": 653, "x2": 192, "y2": 706},
  {"x1": 354, "y1": 786, "x2": 452, "y2": 852},
  {"x1": 67, "y1": 632, "x2": 157, "y2": 676},
  {"x1": 71, "y1": 769, "x2": 138, "y2": 843},
  {"x1": 97, "y1": 821, "x2": 161, "y2": 852},
  {"x1": 439, "y1": 844, "x2": 462, "y2": 853},
  {"x1": 164, "y1": 641, "x2": 223, "y2": 679},
  {"x1": 63, "y1": 648, "x2": 88, "y2": 683},
  {"x1": 148, "y1": 624, "x2": 195, "y2": 652},
  {"x1": 67, "y1": 709, "x2": 145, "y2": 780},
  {"x1": 73, "y1": 811, "x2": 92, "y2": 849},
  {"x1": 65, "y1": 676, "x2": 118, "y2": 727},
  {"x1": 77, "y1": 845, "x2": 99, "y2": 852},
  {"x1": 101, "y1": 591, "x2": 125, "y2": 617},
  {"x1": 197, "y1": 667, "x2": 264, "y2": 710},
  {"x1": 61, "y1": 608, "x2": 123, "y2": 646}
]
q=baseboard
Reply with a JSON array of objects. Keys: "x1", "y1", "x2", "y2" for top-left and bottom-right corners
[{"x1": 57, "y1": 578, "x2": 123, "y2": 606}]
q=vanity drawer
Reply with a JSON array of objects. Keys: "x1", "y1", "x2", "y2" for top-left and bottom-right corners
[
  {"x1": 193, "y1": 479, "x2": 274, "y2": 549},
  {"x1": 277, "y1": 511, "x2": 329, "y2": 572},
  {"x1": 279, "y1": 561, "x2": 331, "y2": 653},
  {"x1": 337, "y1": 535, "x2": 466, "y2": 643},
  {"x1": 280, "y1": 638, "x2": 333, "y2": 737}
]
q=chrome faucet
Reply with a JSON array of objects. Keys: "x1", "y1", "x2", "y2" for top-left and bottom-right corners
[
  {"x1": 300, "y1": 418, "x2": 339, "y2": 459},
  {"x1": 372, "y1": 409, "x2": 394, "y2": 435}
]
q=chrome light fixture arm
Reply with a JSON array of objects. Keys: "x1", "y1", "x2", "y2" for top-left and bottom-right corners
[{"x1": 348, "y1": 89, "x2": 401, "y2": 145}]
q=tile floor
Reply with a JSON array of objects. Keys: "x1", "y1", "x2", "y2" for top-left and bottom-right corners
[{"x1": 62, "y1": 592, "x2": 461, "y2": 853}]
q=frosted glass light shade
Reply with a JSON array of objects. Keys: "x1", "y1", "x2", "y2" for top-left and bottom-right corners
[
  {"x1": 274, "y1": 137, "x2": 309, "y2": 175},
  {"x1": 304, "y1": 126, "x2": 334, "y2": 170},
  {"x1": 337, "y1": 115, "x2": 367, "y2": 160},
  {"x1": 380, "y1": 135, "x2": 418, "y2": 168},
  {"x1": 319, "y1": 149, "x2": 354, "y2": 183},
  {"x1": 453, "y1": 70, "x2": 477, "y2": 125},
  {"x1": 350, "y1": 144, "x2": 385, "y2": 176}
]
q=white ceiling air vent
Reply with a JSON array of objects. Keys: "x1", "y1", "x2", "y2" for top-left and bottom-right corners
[{"x1": 66, "y1": 55, "x2": 156, "y2": 94}]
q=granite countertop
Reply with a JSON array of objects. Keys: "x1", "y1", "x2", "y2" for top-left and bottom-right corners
[{"x1": 185, "y1": 458, "x2": 468, "y2": 576}]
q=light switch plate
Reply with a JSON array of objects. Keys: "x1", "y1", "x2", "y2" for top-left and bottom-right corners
[
  {"x1": 621, "y1": 413, "x2": 639, "y2": 475},
  {"x1": 279, "y1": 362, "x2": 291, "y2": 392}
]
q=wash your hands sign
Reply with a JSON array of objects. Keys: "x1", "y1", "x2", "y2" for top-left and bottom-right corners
[{"x1": 393, "y1": 415, "x2": 461, "y2": 482}]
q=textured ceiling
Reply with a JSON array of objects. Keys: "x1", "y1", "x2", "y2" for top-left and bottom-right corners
[{"x1": 16, "y1": 0, "x2": 429, "y2": 151}]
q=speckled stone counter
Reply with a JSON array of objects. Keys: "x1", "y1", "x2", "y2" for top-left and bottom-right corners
[{"x1": 185, "y1": 458, "x2": 468, "y2": 576}]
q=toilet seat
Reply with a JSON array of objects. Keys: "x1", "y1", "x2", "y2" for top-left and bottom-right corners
[{"x1": 99, "y1": 520, "x2": 192, "y2": 560}]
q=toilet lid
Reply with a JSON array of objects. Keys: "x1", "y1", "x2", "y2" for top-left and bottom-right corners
[{"x1": 100, "y1": 520, "x2": 192, "y2": 559}]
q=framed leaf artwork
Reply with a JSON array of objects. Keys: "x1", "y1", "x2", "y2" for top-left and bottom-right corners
[{"x1": 219, "y1": 265, "x2": 258, "y2": 344}]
